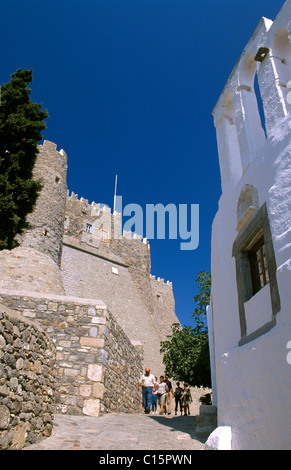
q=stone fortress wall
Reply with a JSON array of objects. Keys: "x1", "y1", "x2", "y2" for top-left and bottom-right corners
[
  {"x1": 0, "y1": 140, "x2": 179, "y2": 448},
  {"x1": 0, "y1": 141, "x2": 67, "y2": 295},
  {"x1": 0, "y1": 304, "x2": 56, "y2": 449},
  {"x1": 62, "y1": 189, "x2": 178, "y2": 374}
]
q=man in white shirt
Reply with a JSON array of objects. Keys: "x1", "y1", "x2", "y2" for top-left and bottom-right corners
[{"x1": 138, "y1": 367, "x2": 156, "y2": 414}]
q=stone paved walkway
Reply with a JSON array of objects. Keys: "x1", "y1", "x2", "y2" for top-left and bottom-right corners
[{"x1": 25, "y1": 412, "x2": 206, "y2": 451}]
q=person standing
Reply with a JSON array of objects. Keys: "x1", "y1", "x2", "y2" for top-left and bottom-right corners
[
  {"x1": 151, "y1": 376, "x2": 158, "y2": 414},
  {"x1": 138, "y1": 368, "x2": 156, "y2": 414},
  {"x1": 181, "y1": 382, "x2": 192, "y2": 416},
  {"x1": 164, "y1": 374, "x2": 174, "y2": 415},
  {"x1": 156, "y1": 376, "x2": 168, "y2": 415},
  {"x1": 174, "y1": 382, "x2": 183, "y2": 415}
]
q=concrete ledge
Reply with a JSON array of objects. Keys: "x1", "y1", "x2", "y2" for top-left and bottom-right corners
[
  {"x1": 0, "y1": 288, "x2": 107, "y2": 309},
  {"x1": 196, "y1": 405, "x2": 217, "y2": 439},
  {"x1": 199, "y1": 404, "x2": 217, "y2": 415}
]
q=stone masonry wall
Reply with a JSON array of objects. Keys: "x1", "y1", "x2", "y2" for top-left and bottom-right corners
[
  {"x1": 102, "y1": 309, "x2": 143, "y2": 414},
  {"x1": 0, "y1": 289, "x2": 143, "y2": 420},
  {"x1": 64, "y1": 191, "x2": 178, "y2": 344},
  {"x1": 0, "y1": 304, "x2": 55, "y2": 450},
  {"x1": 61, "y1": 242, "x2": 165, "y2": 375},
  {"x1": 19, "y1": 140, "x2": 68, "y2": 268},
  {"x1": 0, "y1": 140, "x2": 68, "y2": 296},
  {"x1": 150, "y1": 275, "x2": 177, "y2": 339}
]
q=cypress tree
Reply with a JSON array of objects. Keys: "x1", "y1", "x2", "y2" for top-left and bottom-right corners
[{"x1": 0, "y1": 69, "x2": 48, "y2": 250}]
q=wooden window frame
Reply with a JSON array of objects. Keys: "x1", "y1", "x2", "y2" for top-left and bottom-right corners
[
  {"x1": 249, "y1": 235, "x2": 269, "y2": 296},
  {"x1": 232, "y1": 203, "x2": 280, "y2": 346}
]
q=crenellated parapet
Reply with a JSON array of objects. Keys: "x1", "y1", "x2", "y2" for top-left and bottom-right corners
[
  {"x1": 65, "y1": 190, "x2": 149, "y2": 247},
  {"x1": 150, "y1": 274, "x2": 172, "y2": 286},
  {"x1": 0, "y1": 137, "x2": 178, "y2": 381}
]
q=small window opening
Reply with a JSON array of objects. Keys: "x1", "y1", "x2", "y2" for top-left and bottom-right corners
[
  {"x1": 254, "y1": 73, "x2": 266, "y2": 136},
  {"x1": 157, "y1": 294, "x2": 163, "y2": 303},
  {"x1": 249, "y1": 235, "x2": 269, "y2": 296},
  {"x1": 100, "y1": 229, "x2": 108, "y2": 242},
  {"x1": 86, "y1": 224, "x2": 92, "y2": 233}
]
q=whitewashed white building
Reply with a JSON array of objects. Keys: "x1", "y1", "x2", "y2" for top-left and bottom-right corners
[{"x1": 207, "y1": 0, "x2": 291, "y2": 450}]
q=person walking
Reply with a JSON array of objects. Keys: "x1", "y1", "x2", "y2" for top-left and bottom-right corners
[
  {"x1": 138, "y1": 368, "x2": 156, "y2": 414},
  {"x1": 151, "y1": 376, "x2": 158, "y2": 414},
  {"x1": 181, "y1": 382, "x2": 192, "y2": 416},
  {"x1": 156, "y1": 376, "x2": 168, "y2": 415},
  {"x1": 174, "y1": 382, "x2": 183, "y2": 415},
  {"x1": 164, "y1": 374, "x2": 174, "y2": 415}
]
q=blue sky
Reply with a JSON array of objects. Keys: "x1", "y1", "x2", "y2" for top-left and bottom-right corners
[{"x1": 1, "y1": 0, "x2": 283, "y2": 327}]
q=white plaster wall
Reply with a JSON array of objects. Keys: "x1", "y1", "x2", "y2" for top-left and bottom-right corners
[
  {"x1": 210, "y1": 0, "x2": 291, "y2": 450},
  {"x1": 244, "y1": 284, "x2": 272, "y2": 335},
  {"x1": 211, "y1": 114, "x2": 291, "y2": 449},
  {"x1": 217, "y1": 320, "x2": 291, "y2": 450}
]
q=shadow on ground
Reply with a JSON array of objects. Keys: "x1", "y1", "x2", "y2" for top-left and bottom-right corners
[{"x1": 148, "y1": 414, "x2": 206, "y2": 444}]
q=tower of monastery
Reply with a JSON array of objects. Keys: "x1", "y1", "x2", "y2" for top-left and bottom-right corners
[
  {"x1": 0, "y1": 140, "x2": 179, "y2": 377},
  {"x1": 0, "y1": 141, "x2": 67, "y2": 295}
]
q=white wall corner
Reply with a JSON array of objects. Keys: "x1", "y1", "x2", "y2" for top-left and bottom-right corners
[{"x1": 204, "y1": 426, "x2": 232, "y2": 451}]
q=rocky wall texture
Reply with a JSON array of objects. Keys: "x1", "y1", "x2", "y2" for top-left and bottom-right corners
[
  {"x1": 20, "y1": 140, "x2": 68, "y2": 268},
  {"x1": 0, "y1": 290, "x2": 143, "y2": 420},
  {"x1": 102, "y1": 309, "x2": 143, "y2": 414},
  {"x1": 61, "y1": 243, "x2": 165, "y2": 375},
  {"x1": 61, "y1": 224, "x2": 177, "y2": 377},
  {"x1": 0, "y1": 305, "x2": 56, "y2": 450},
  {"x1": 0, "y1": 140, "x2": 67, "y2": 296}
]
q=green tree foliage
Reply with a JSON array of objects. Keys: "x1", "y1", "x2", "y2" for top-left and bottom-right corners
[
  {"x1": 160, "y1": 271, "x2": 211, "y2": 387},
  {"x1": 193, "y1": 270, "x2": 211, "y2": 333},
  {"x1": 0, "y1": 69, "x2": 48, "y2": 250}
]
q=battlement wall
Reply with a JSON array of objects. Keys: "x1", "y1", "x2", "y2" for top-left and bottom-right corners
[
  {"x1": 61, "y1": 241, "x2": 166, "y2": 375},
  {"x1": 63, "y1": 190, "x2": 178, "y2": 362},
  {"x1": 150, "y1": 274, "x2": 177, "y2": 338},
  {"x1": 150, "y1": 274, "x2": 172, "y2": 287},
  {"x1": 0, "y1": 137, "x2": 179, "y2": 417},
  {"x1": 66, "y1": 190, "x2": 149, "y2": 246}
]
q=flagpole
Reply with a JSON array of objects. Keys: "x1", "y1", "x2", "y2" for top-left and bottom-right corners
[{"x1": 113, "y1": 174, "x2": 118, "y2": 213}]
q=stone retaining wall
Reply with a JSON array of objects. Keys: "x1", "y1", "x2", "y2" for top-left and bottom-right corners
[
  {"x1": 0, "y1": 305, "x2": 56, "y2": 450},
  {"x1": 0, "y1": 290, "x2": 143, "y2": 420}
]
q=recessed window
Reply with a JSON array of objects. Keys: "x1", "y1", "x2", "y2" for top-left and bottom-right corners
[
  {"x1": 249, "y1": 235, "x2": 269, "y2": 296},
  {"x1": 232, "y1": 202, "x2": 280, "y2": 345},
  {"x1": 100, "y1": 229, "x2": 108, "y2": 242},
  {"x1": 86, "y1": 224, "x2": 92, "y2": 233}
]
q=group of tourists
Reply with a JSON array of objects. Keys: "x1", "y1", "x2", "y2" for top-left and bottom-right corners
[{"x1": 138, "y1": 368, "x2": 192, "y2": 416}]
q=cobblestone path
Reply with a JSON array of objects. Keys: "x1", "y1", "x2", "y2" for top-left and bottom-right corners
[{"x1": 25, "y1": 412, "x2": 206, "y2": 451}]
